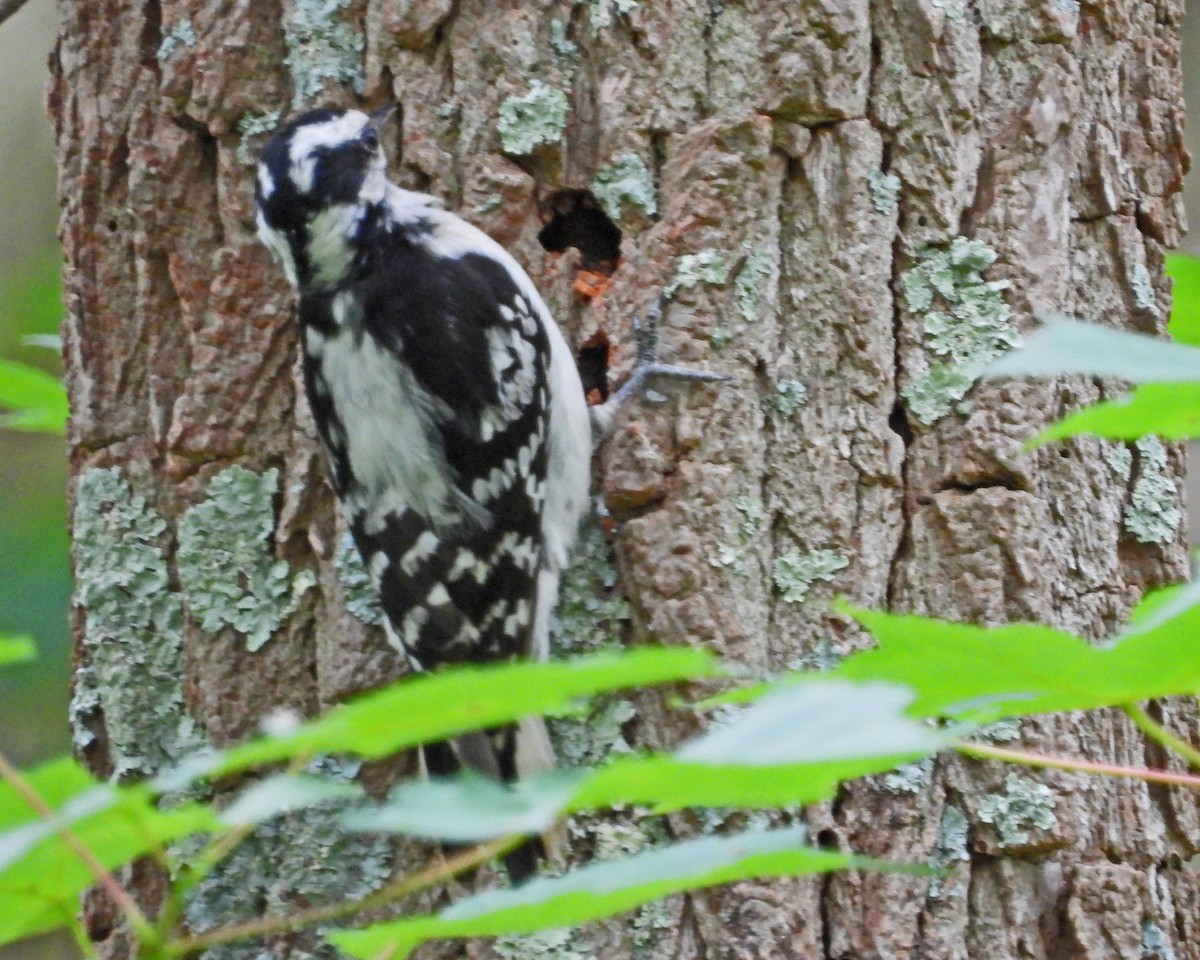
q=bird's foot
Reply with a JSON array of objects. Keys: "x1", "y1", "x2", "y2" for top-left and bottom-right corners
[{"x1": 590, "y1": 297, "x2": 729, "y2": 439}]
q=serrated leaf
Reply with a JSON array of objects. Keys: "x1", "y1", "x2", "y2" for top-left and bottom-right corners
[
  {"x1": 835, "y1": 601, "x2": 1200, "y2": 722},
  {"x1": 0, "y1": 635, "x2": 34, "y2": 667},
  {"x1": 678, "y1": 681, "x2": 942, "y2": 764},
  {"x1": 330, "y1": 827, "x2": 909, "y2": 959},
  {"x1": 219, "y1": 774, "x2": 363, "y2": 827},
  {"x1": 0, "y1": 360, "x2": 67, "y2": 434},
  {"x1": 984, "y1": 318, "x2": 1200, "y2": 382},
  {"x1": 347, "y1": 681, "x2": 950, "y2": 841},
  {"x1": 0, "y1": 758, "x2": 219, "y2": 947},
  {"x1": 578, "y1": 680, "x2": 950, "y2": 812},
  {"x1": 1032, "y1": 382, "x2": 1200, "y2": 444},
  {"x1": 1167, "y1": 252, "x2": 1200, "y2": 345},
  {"x1": 209, "y1": 648, "x2": 718, "y2": 778},
  {"x1": 345, "y1": 770, "x2": 587, "y2": 842}
]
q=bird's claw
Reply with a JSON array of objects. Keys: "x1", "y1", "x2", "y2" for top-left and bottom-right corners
[{"x1": 590, "y1": 297, "x2": 730, "y2": 439}]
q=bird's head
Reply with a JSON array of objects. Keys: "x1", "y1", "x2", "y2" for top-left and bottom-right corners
[{"x1": 255, "y1": 106, "x2": 395, "y2": 288}]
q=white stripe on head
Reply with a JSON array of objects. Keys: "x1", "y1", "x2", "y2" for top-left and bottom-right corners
[
  {"x1": 257, "y1": 164, "x2": 276, "y2": 199},
  {"x1": 256, "y1": 209, "x2": 298, "y2": 287},
  {"x1": 288, "y1": 110, "x2": 370, "y2": 193}
]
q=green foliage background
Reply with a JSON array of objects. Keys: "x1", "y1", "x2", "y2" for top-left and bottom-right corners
[
  {"x1": 0, "y1": 0, "x2": 72, "y2": 774},
  {"x1": 0, "y1": 254, "x2": 71, "y2": 767}
]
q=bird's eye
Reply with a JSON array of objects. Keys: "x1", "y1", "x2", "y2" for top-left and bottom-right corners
[{"x1": 361, "y1": 127, "x2": 379, "y2": 149}]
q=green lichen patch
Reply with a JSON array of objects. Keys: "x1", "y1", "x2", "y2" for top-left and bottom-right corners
[
  {"x1": 772, "y1": 548, "x2": 849, "y2": 604},
  {"x1": 977, "y1": 718, "x2": 1022, "y2": 743},
  {"x1": 734, "y1": 245, "x2": 772, "y2": 323},
  {"x1": 708, "y1": 497, "x2": 764, "y2": 579},
  {"x1": 900, "y1": 238, "x2": 1018, "y2": 424},
  {"x1": 664, "y1": 249, "x2": 729, "y2": 299},
  {"x1": 882, "y1": 757, "x2": 934, "y2": 794},
  {"x1": 495, "y1": 928, "x2": 589, "y2": 960},
  {"x1": 630, "y1": 895, "x2": 676, "y2": 956},
  {"x1": 72, "y1": 468, "x2": 197, "y2": 777},
  {"x1": 929, "y1": 0, "x2": 968, "y2": 18},
  {"x1": 1132, "y1": 264, "x2": 1163, "y2": 319},
  {"x1": 592, "y1": 154, "x2": 657, "y2": 221},
  {"x1": 927, "y1": 804, "x2": 969, "y2": 897},
  {"x1": 550, "y1": 519, "x2": 630, "y2": 655},
  {"x1": 157, "y1": 19, "x2": 197, "y2": 61},
  {"x1": 335, "y1": 531, "x2": 384, "y2": 626},
  {"x1": 734, "y1": 496, "x2": 763, "y2": 542},
  {"x1": 767, "y1": 380, "x2": 807, "y2": 419},
  {"x1": 1104, "y1": 442, "x2": 1133, "y2": 481},
  {"x1": 549, "y1": 20, "x2": 580, "y2": 63},
  {"x1": 787, "y1": 638, "x2": 841, "y2": 672},
  {"x1": 867, "y1": 170, "x2": 901, "y2": 214},
  {"x1": 977, "y1": 771, "x2": 1057, "y2": 846},
  {"x1": 550, "y1": 696, "x2": 637, "y2": 767},
  {"x1": 548, "y1": 519, "x2": 635, "y2": 765},
  {"x1": 1142, "y1": 920, "x2": 1176, "y2": 960},
  {"x1": 707, "y1": 544, "x2": 748, "y2": 579},
  {"x1": 181, "y1": 758, "x2": 390, "y2": 959},
  {"x1": 498, "y1": 80, "x2": 569, "y2": 156},
  {"x1": 236, "y1": 110, "x2": 283, "y2": 164},
  {"x1": 284, "y1": 0, "x2": 365, "y2": 105},
  {"x1": 590, "y1": 0, "x2": 639, "y2": 32},
  {"x1": 1125, "y1": 437, "x2": 1181, "y2": 543},
  {"x1": 933, "y1": 805, "x2": 969, "y2": 866},
  {"x1": 177, "y1": 466, "x2": 310, "y2": 652},
  {"x1": 474, "y1": 193, "x2": 503, "y2": 215}
]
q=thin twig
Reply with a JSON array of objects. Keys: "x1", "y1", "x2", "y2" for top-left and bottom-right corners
[
  {"x1": 955, "y1": 739, "x2": 1200, "y2": 789},
  {"x1": 165, "y1": 834, "x2": 514, "y2": 956},
  {"x1": 1122, "y1": 703, "x2": 1200, "y2": 770},
  {"x1": 0, "y1": 750, "x2": 159, "y2": 946},
  {"x1": 0, "y1": 0, "x2": 35, "y2": 29}
]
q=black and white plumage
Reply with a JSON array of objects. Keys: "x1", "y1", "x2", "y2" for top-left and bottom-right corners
[{"x1": 255, "y1": 108, "x2": 591, "y2": 877}]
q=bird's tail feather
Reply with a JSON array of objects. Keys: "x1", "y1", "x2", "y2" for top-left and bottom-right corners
[{"x1": 419, "y1": 716, "x2": 561, "y2": 883}]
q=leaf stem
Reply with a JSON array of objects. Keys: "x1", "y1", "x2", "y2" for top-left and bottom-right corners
[
  {"x1": 954, "y1": 739, "x2": 1200, "y2": 789},
  {"x1": 0, "y1": 750, "x2": 159, "y2": 949},
  {"x1": 164, "y1": 835, "x2": 514, "y2": 956},
  {"x1": 1121, "y1": 703, "x2": 1200, "y2": 770}
]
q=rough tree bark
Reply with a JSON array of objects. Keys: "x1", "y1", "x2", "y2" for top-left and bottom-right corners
[{"x1": 50, "y1": 0, "x2": 1194, "y2": 958}]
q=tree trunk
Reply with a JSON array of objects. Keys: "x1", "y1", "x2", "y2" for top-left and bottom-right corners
[{"x1": 51, "y1": 0, "x2": 1194, "y2": 958}]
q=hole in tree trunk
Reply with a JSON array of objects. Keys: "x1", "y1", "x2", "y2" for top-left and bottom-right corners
[
  {"x1": 576, "y1": 330, "x2": 612, "y2": 404},
  {"x1": 537, "y1": 189, "x2": 622, "y2": 275}
]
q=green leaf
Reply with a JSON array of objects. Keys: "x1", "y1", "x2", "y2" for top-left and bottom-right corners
[
  {"x1": 330, "y1": 827, "x2": 905, "y2": 959},
  {"x1": 578, "y1": 680, "x2": 947, "y2": 812},
  {"x1": 345, "y1": 770, "x2": 587, "y2": 842},
  {"x1": 0, "y1": 360, "x2": 68, "y2": 434},
  {"x1": 0, "y1": 759, "x2": 94, "y2": 831},
  {"x1": 678, "y1": 681, "x2": 941, "y2": 765},
  {"x1": 208, "y1": 648, "x2": 719, "y2": 778},
  {"x1": 984, "y1": 318, "x2": 1200, "y2": 382},
  {"x1": 0, "y1": 634, "x2": 34, "y2": 667},
  {"x1": 1033, "y1": 382, "x2": 1200, "y2": 443},
  {"x1": 0, "y1": 758, "x2": 219, "y2": 947},
  {"x1": 1167, "y1": 252, "x2": 1200, "y2": 345},
  {"x1": 218, "y1": 774, "x2": 363, "y2": 827},
  {"x1": 835, "y1": 601, "x2": 1200, "y2": 723},
  {"x1": 347, "y1": 681, "x2": 950, "y2": 841}
]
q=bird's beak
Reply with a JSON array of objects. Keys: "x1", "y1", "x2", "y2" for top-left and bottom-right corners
[{"x1": 368, "y1": 104, "x2": 397, "y2": 133}]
